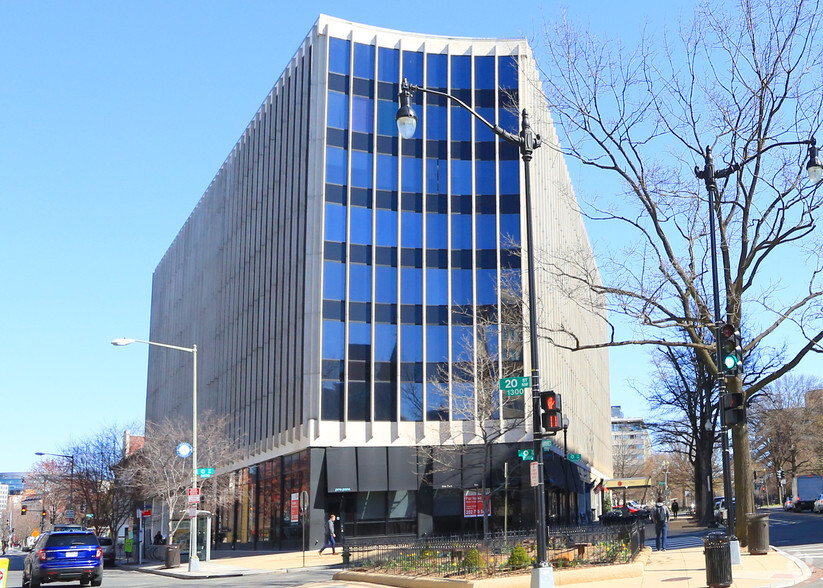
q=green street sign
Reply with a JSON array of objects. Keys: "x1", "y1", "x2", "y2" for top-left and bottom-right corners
[
  {"x1": 500, "y1": 376, "x2": 530, "y2": 397},
  {"x1": 541, "y1": 439, "x2": 553, "y2": 450},
  {"x1": 567, "y1": 453, "x2": 582, "y2": 462},
  {"x1": 198, "y1": 467, "x2": 215, "y2": 478},
  {"x1": 518, "y1": 449, "x2": 535, "y2": 461}
]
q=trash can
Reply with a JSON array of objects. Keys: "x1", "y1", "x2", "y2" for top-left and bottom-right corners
[
  {"x1": 164, "y1": 544, "x2": 180, "y2": 568},
  {"x1": 746, "y1": 513, "x2": 770, "y2": 555},
  {"x1": 703, "y1": 532, "x2": 732, "y2": 588}
]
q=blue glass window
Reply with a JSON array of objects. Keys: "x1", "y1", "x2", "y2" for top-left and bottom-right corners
[
  {"x1": 426, "y1": 214, "x2": 447, "y2": 249},
  {"x1": 453, "y1": 383, "x2": 474, "y2": 420},
  {"x1": 476, "y1": 215, "x2": 496, "y2": 249},
  {"x1": 401, "y1": 156, "x2": 422, "y2": 192},
  {"x1": 426, "y1": 268, "x2": 448, "y2": 305},
  {"x1": 401, "y1": 325, "x2": 423, "y2": 361},
  {"x1": 401, "y1": 212, "x2": 423, "y2": 248},
  {"x1": 451, "y1": 160, "x2": 471, "y2": 194},
  {"x1": 402, "y1": 51, "x2": 423, "y2": 85},
  {"x1": 481, "y1": 324, "x2": 499, "y2": 357},
  {"x1": 401, "y1": 268, "x2": 423, "y2": 305},
  {"x1": 323, "y1": 261, "x2": 345, "y2": 300},
  {"x1": 500, "y1": 214, "x2": 520, "y2": 247},
  {"x1": 348, "y1": 382, "x2": 369, "y2": 421},
  {"x1": 427, "y1": 53, "x2": 447, "y2": 88},
  {"x1": 377, "y1": 100, "x2": 397, "y2": 136},
  {"x1": 426, "y1": 159, "x2": 447, "y2": 194},
  {"x1": 452, "y1": 269, "x2": 473, "y2": 305},
  {"x1": 354, "y1": 42, "x2": 375, "y2": 79},
  {"x1": 451, "y1": 55, "x2": 471, "y2": 89},
  {"x1": 451, "y1": 107, "x2": 472, "y2": 141},
  {"x1": 377, "y1": 154, "x2": 398, "y2": 191},
  {"x1": 322, "y1": 381, "x2": 344, "y2": 421},
  {"x1": 451, "y1": 215, "x2": 472, "y2": 249},
  {"x1": 426, "y1": 105, "x2": 447, "y2": 141},
  {"x1": 375, "y1": 383, "x2": 397, "y2": 421},
  {"x1": 474, "y1": 56, "x2": 495, "y2": 89},
  {"x1": 375, "y1": 265, "x2": 397, "y2": 303},
  {"x1": 498, "y1": 55, "x2": 518, "y2": 89},
  {"x1": 322, "y1": 320, "x2": 345, "y2": 360},
  {"x1": 352, "y1": 95, "x2": 374, "y2": 134},
  {"x1": 350, "y1": 207, "x2": 372, "y2": 245},
  {"x1": 326, "y1": 146, "x2": 347, "y2": 185},
  {"x1": 426, "y1": 383, "x2": 449, "y2": 421},
  {"x1": 329, "y1": 38, "x2": 350, "y2": 75},
  {"x1": 499, "y1": 108, "x2": 518, "y2": 138},
  {"x1": 476, "y1": 107, "x2": 496, "y2": 142},
  {"x1": 401, "y1": 383, "x2": 423, "y2": 421},
  {"x1": 350, "y1": 321, "x2": 371, "y2": 348},
  {"x1": 327, "y1": 91, "x2": 349, "y2": 130},
  {"x1": 452, "y1": 326, "x2": 473, "y2": 361},
  {"x1": 375, "y1": 209, "x2": 397, "y2": 246},
  {"x1": 324, "y1": 203, "x2": 346, "y2": 242},
  {"x1": 378, "y1": 47, "x2": 399, "y2": 82},
  {"x1": 500, "y1": 160, "x2": 519, "y2": 193},
  {"x1": 476, "y1": 269, "x2": 497, "y2": 305},
  {"x1": 476, "y1": 161, "x2": 495, "y2": 195},
  {"x1": 350, "y1": 264, "x2": 372, "y2": 302},
  {"x1": 426, "y1": 325, "x2": 449, "y2": 363},
  {"x1": 351, "y1": 150, "x2": 373, "y2": 188},
  {"x1": 375, "y1": 323, "x2": 398, "y2": 362}
]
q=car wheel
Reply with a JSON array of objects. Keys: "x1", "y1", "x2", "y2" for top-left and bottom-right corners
[
  {"x1": 80, "y1": 581, "x2": 90, "y2": 587},
  {"x1": 30, "y1": 576, "x2": 41, "y2": 588},
  {"x1": 91, "y1": 575, "x2": 103, "y2": 586}
]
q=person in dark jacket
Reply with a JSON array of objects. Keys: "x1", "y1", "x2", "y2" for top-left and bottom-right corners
[
  {"x1": 671, "y1": 500, "x2": 679, "y2": 519},
  {"x1": 318, "y1": 514, "x2": 337, "y2": 555},
  {"x1": 651, "y1": 497, "x2": 671, "y2": 551}
]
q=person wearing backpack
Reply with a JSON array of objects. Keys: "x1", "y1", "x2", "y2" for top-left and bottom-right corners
[{"x1": 651, "y1": 496, "x2": 671, "y2": 551}]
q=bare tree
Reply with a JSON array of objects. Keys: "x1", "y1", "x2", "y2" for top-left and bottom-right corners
[
  {"x1": 535, "y1": 0, "x2": 823, "y2": 542},
  {"x1": 121, "y1": 413, "x2": 242, "y2": 544}
]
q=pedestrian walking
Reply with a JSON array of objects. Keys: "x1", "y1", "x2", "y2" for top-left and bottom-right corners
[
  {"x1": 671, "y1": 500, "x2": 679, "y2": 519},
  {"x1": 318, "y1": 514, "x2": 337, "y2": 555},
  {"x1": 650, "y1": 497, "x2": 670, "y2": 551}
]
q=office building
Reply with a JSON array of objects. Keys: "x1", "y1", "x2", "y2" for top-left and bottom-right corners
[{"x1": 144, "y1": 15, "x2": 611, "y2": 548}]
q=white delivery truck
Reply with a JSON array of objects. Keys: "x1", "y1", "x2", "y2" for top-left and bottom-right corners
[{"x1": 791, "y1": 474, "x2": 823, "y2": 511}]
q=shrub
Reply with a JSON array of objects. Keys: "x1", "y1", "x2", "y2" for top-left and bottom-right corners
[
  {"x1": 463, "y1": 547, "x2": 485, "y2": 572},
  {"x1": 507, "y1": 544, "x2": 532, "y2": 569}
]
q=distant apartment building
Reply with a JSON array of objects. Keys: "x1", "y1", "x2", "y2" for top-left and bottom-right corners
[
  {"x1": 0, "y1": 483, "x2": 8, "y2": 512},
  {"x1": 611, "y1": 406, "x2": 652, "y2": 478},
  {"x1": 0, "y1": 472, "x2": 26, "y2": 495}
]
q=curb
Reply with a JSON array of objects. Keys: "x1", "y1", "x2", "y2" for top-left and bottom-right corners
[
  {"x1": 769, "y1": 546, "x2": 813, "y2": 588},
  {"x1": 333, "y1": 548, "x2": 653, "y2": 588}
]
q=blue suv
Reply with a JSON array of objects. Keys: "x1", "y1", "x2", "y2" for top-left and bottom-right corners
[{"x1": 23, "y1": 530, "x2": 103, "y2": 587}]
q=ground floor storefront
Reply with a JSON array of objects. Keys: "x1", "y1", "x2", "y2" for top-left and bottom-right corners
[{"x1": 212, "y1": 444, "x2": 598, "y2": 551}]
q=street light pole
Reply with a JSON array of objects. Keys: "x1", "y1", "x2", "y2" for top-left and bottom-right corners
[
  {"x1": 397, "y1": 79, "x2": 552, "y2": 582},
  {"x1": 112, "y1": 337, "x2": 200, "y2": 571}
]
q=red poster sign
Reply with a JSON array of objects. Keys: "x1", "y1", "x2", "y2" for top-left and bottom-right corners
[
  {"x1": 290, "y1": 493, "x2": 299, "y2": 524},
  {"x1": 463, "y1": 490, "x2": 488, "y2": 518}
]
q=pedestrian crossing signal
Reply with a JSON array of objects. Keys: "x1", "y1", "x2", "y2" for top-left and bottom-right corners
[{"x1": 539, "y1": 391, "x2": 562, "y2": 434}]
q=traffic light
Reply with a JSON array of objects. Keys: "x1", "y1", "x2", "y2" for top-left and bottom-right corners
[
  {"x1": 718, "y1": 323, "x2": 743, "y2": 376},
  {"x1": 41, "y1": 510, "x2": 47, "y2": 518},
  {"x1": 722, "y1": 391, "x2": 746, "y2": 426},
  {"x1": 539, "y1": 390, "x2": 562, "y2": 434},
  {"x1": 21, "y1": 506, "x2": 27, "y2": 515}
]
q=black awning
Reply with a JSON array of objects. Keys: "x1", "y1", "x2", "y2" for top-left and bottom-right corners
[
  {"x1": 387, "y1": 446, "x2": 418, "y2": 491},
  {"x1": 563, "y1": 459, "x2": 585, "y2": 494},
  {"x1": 326, "y1": 447, "x2": 358, "y2": 493},
  {"x1": 357, "y1": 447, "x2": 388, "y2": 491},
  {"x1": 543, "y1": 452, "x2": 568, "y2": 490}
]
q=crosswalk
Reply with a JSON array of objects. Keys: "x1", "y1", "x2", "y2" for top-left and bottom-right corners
[{"x1": 646, "y1": 534, "x2": 706, "y2": 551}]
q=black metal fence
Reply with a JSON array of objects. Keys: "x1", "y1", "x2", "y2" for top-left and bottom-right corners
[{"x1": 343, "y1": 520, "x2": 645, "y2": 577}]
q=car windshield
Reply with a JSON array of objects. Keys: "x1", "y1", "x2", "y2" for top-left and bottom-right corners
[
  {"x1": 98, "y1": 537, "x2": 113, "y2": 545},
  {"x1": 46, "y1": 534, "x2": 98, "y2": 547}
]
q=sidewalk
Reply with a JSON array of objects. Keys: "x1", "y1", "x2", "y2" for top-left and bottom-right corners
[{"x1": 121, "y1": 525, "x2": 812, "y2": 586}]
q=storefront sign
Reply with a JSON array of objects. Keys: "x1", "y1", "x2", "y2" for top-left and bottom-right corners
[
  {"x1": 463, "y1": 490, "x2": 488, "y2": 518},
  {"x1": 290, "y1": 492, "x2": 299, "y2": 525}
]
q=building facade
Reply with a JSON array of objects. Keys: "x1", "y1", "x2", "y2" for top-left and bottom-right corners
[
  {"x1": 144, "y1": 15, "x2": 611, "y2": 549},
  {"x1": 610, "y1": 406, "x2": 652, "y2": 478}
]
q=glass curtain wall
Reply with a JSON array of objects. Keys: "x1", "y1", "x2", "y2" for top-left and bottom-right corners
[{"x1": 321, "y1": 37, "x2": 524, "y2": 426}]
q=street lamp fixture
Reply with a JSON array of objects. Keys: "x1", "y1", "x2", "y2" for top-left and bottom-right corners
[
  {"x1": 396, "y1": 79, "x2": 551, "y2": 581},
  {"x1": 807, "y1": 138, "x2": 822, "y2": 183},
  {"x1": 112, "y1": 337, "x2": 200, "y2": 572},
  {"x1": 34, "y1": 452, "x2": 75, "y2": 524}
]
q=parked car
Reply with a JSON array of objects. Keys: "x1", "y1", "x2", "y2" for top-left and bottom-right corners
[
  {"x1": 23, "y1": 529, "x2": 103, "y2": 587},
  {"x1": 784, "y1": 497, "x2": 794, "y2": 511},
  {"x1": 98, "y1": 536, "x2": 115, "y2": 565},
  {"x1": 813, "y1": 494, "x2": 823, "y2": 513},
  {"x1": 714, "y1": 497, "x2": 735, "y2": 524}
]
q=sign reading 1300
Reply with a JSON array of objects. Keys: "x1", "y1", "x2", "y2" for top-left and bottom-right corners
[{"x1": 500, "y1": 376, "x2": 530, "y2": 396}]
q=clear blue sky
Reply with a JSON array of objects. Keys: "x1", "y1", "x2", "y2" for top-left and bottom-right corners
[{"x1": 1, "y1": 0, "x2": 727, "y2": 472}]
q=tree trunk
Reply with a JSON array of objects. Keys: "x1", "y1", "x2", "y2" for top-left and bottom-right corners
[
  {"x1": 733, "y1": 422, "x2": 754, "y2": 545},
  {"x1": 694, "y1": 432, "x2": 716, "y2": 526}
]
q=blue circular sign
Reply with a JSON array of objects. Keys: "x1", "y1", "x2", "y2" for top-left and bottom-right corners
[{"x1": 176, "y1": 442, "x2": 193, "y2": 458}]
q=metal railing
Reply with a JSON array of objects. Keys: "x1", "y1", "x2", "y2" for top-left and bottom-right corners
[{"x1": 343, "y1": 520, "x2": 644, "y2": 577}]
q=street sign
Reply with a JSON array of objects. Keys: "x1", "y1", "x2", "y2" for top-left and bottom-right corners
[
  {"x1": 530, "y1": 461, "x2": 539, "y2": 487},
  {"x1": 197, "y1": 467, "x2": 215, "y2": 478},
  {"x1": 188, "y1": 506, "x2": 197, "y2": 518},
  {"x1": 658, "y1": 481, "x2": 666, "y2": 486},
  {"x1": 567, "y1": 453, "x2": 582, "y2": 461},
  {"x1": 541, "y1": 439, "x2": 553, "y2": 450},
  {"x1": 187, "y1": 488, "x2": 201, "y2": 503},
  {"x1": 500, "y1": 376, "x2": 530, "y2": 396},
  {"x1": 141, "y1": 509, "x2": 152, "y2": 517},
  {"x1": 518, "y1": 448, "x2": 534, "y2": 461},
  {"x1": 176, "y1": 442, "x2": 193, "y2": 458}
]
